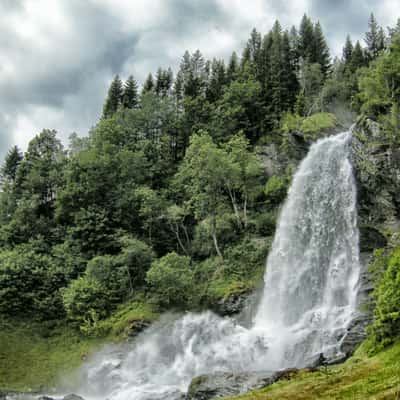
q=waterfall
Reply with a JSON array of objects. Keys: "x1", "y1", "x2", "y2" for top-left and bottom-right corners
[{"x1": 76, "y1": 131, "x2": 361, "y2": 400}]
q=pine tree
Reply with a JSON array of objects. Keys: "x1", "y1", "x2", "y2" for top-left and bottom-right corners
[
  {"x1": 142, "y1": 73, "x2": 155, "y2": 94},
  {"x1": 122, "y1": 75, "x2": 138, "y2": 109},
  {"x1": 365, "y1": 13, "x2": 385, "y2": 60},
  {"x1": 313, "y1": 22, "x2": 331, "y2": 78},
  {"x1": 343, "y1": 35, "x2": 354, "y2": 64},
  {"x1": 206, "y1": 59, "x2": 226, "y2": 102},
  {"x1": 1, "y1": 145, "x2": 23, "y2": 183},
  {"x1": 102, "y1": 75, "x2": 123, "y2": 119},
  {"x1": 227, "y1": 52, "x2": 239, "y2": 82},
  {"x1": 350, "y1": 40, "x2": 366, "y2": 72},
  {"x1": 299, "y1": 14, "x2": 315, "y2": 61}
]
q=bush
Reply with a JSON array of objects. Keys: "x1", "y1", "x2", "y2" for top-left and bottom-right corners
[
  {"x1": 0, "y1": 245, "x2": 66, "y2": 320},
  {"x1": 146, "y1": 252, "x2": 194, "y2": 308},
  {"x1": 369, "y1": 246, "x2": 400, "y2": 350},
  {"x1": 264, "y1": 175, "x2": 288, "y2": 207},
  {"x1": 62, "y1": 276, "x2": 109, "y2": 334},
  {"x1": 255, "y1": 212, "x2": 277, "y2": 236}
]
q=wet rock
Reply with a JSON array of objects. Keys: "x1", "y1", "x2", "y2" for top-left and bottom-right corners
[
  {"x1": 186, "y1": 369, "x2": 300, "y2": 400},
  {"x1": 214, "y1": 292, "x2": 249, "y2": 317},
  {"x1": 340, "y1": 314, "x2": 372, "y2": 357},
  {"x1": 359, "y1": 226, "x2": 387, "y2": 252},
  {"x1": 126, "y1": 319, "x2": 151, "y2": 338},
  {"x1": 38, "y1": 397, "x2": 55, "y2": 400},
  {"x1": 62, "y1": 394, "x2": 84, "y2": 400}
]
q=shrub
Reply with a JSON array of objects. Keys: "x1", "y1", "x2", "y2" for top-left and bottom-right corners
[
  {"x1": 146, "y1": 252, "x2": 194, "y2": 307},
  {"x1": 264, "y1": 175, "x2": 288, "y2": 207},
  {"x1": 62, "y1": 276, "x2": 109, "y2": 334},
  {"x1": 369, "y1": 246, "x2": 400, "y2": 350}
]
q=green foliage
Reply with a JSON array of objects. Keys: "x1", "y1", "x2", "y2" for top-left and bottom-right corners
[
  {"x1": 146, "y1": 252, "x2": 194, "y2": 307},
  {"x1": 368, "y1": 246, "x2": 400, "y2": 350},
  {"x1": 102, "y1": 75, "x2": 123, "y2": 118},
  {"x1": 264, "y1": 175, "x2": 289, "y2": 207},
  {"x1": 225, "y1": 342, "x2": 400, "y2": 400},
  {"x1": 62, "y1": 275, "x2": 110, "y2": 333},
  {"x1": 0, "y1": 243, "x2": 66, "y2": 320},
  {"x1": 281, "y1": 112, "x2": 338, "y2": 139}
]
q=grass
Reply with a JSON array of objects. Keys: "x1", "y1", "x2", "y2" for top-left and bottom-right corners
[
  {"x1": 0, "y1": 299, "x2": 159, "y2": 392},
  {"x1": 226, "y1": 342, "x2": 400, "y2": 400},
  {"x1": 0, "y1": 320, "x2": 105, "y2": 392}
]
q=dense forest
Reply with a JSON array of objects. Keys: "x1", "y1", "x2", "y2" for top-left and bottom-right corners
[{"x1": 1, "y1": 12, "x2": 400, "y2": 359}]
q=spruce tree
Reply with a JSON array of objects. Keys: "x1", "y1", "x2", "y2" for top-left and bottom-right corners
[
  {"x1": 227, "y1": 52, "x2": 239, "y2": 82},
  {"x1": 1, "y1": 145, "x2": 23, "y2": 183},
  {"x1": 313, "y1": 22, "x2": 331, "y2": 78},
  {"x1": 343, "y1": 35, "x2": 354, "y2": 64},
  {"x1": 102, "y1": 75, "x2": 123, "y2": 119},
  {"x1": 142, "y1": 73, "x2": 155, "y2": 94},
  {"x1": 350, "y1": 41, "x2": 366, "y2": 72},
  {"x1": 365, "y1": 13, "x2": 385, "y2": 60},
  {"x1": 299, "y1": 14, "x2": 315, "y2": 61},
  {"x1": 206, "y1": 59, "x2": 226, "y2": 102},
  {"x1": 122, "y1": 75, "x2": 138, "y2": 109}
]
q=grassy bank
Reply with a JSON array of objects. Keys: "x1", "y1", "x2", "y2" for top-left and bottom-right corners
[
  {"x1": 0, "y1": 300, "x2": 159, "y2": 392},
  {"x1": 228, "y1": 342, "x2": 400, "y2": 400}
]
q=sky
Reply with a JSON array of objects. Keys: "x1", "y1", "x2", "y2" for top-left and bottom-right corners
[{"x1": 0, "y1": 0, "x2": 399, "y2": 159}]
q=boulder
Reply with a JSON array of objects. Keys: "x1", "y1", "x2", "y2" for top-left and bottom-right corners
[
  {"x1": 340, "y1": 314, "x2": 372, "y2": 357},
  {"x1": 186, "y1": 369, "x2": 299, "y2": 400},
  {"x1": 62, "y1": 395, "x2": 84, "y2": 400}
]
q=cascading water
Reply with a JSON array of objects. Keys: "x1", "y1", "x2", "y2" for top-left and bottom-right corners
[{"x1": 74, "y1": 131, "x2": 361, "y2": 400}]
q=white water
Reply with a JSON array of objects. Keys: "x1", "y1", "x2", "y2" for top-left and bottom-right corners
[{"x1": 75, "y1": 131, "x2": 361, "y2": 400}]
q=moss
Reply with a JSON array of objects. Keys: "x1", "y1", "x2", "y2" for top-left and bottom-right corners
[{"x1": 225, "y1": 342, "x2": 400, "y2": 400}]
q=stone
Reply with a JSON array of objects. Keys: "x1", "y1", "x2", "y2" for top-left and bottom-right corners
[
  {"x1": 62, "y1": 394, "x2": 85, "y2": 400},
  {"x1": 359, "y1": 226, "x2": 387, "y2": 252},
  {"x1": 186, "y1": 369, "x2": 299, "y2": 400}
]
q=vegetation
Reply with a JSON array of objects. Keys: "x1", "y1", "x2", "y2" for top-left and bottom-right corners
[
  {"x1": 227, "y1": 342, "x2": 400, "y2": 400},
  {"x1": 1, "y1": 11, "x2": 400, "y2": 393}
]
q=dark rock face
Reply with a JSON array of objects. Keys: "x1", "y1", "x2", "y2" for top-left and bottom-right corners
[
  {"x1": 62, "y1": 395, "x2": 84, "y2": 400},
  {"x1": 340, "y1": 314, "x2": 372, "y2": 357},
  {"x1": 359, "y1": 226, "x2": 387, "y2": 252},
  {"x1": 186, "y1": 369, "x2": 299, "y2": 400},
  {"x1": 213, "y1": 292, "x2": 249, "y2": 317},
  {"x1": 352, "y1": 117, "x2": 400, "y2": 228}
]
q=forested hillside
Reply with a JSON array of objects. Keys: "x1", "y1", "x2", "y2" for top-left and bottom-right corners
[{"x1": 1, "y1": 13, "x2": 400, "y2": 392}]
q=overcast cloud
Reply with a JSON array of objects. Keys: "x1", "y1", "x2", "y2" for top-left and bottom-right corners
[{"x1": 0, "y1": 0, "x2": 399, "y2": 159}]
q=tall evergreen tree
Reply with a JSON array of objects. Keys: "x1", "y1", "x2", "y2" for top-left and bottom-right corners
[
  {"x1": 313, "y1": 22, "x2": 331, "y2": 78},
  {"x1": 1, "y1": 145, "x2": 23, "y2": 183},
  {"x1": 299, "y1": 14, "x2": 315, "y2": 61},
  {"x1": 343, "y1": 35, "x2": 354, "y2": 64},
  {"x1": 206, "y1": 59, "x2": 226, "y2": 102},
  {"x1": 142, "y1": 73, "x2": 155, "y2": 94},
  {"x1": 102, "y1": 75, "x2": 123, "y2": 119},
  {"x1": 122, "y1": 75, "x2": 138, "y2": 109},
  {"x1": 227, "y1": 52, "x2": 239, "y2": 82},
  {"x1": 365, "y1": 13, "x2": 385, "y2": 60},
  {"x1": 350, "y1": 40, "x2": 366, "y2": 72}
]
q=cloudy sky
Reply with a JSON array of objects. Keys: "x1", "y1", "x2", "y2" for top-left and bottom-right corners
[{"x1": 0, "y1": 0, "x2": 399, "y2": 159}]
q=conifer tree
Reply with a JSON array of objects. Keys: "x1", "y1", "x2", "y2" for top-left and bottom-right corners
[
  {"x1": 102, "y1": 75, "x2": 123, "y2": 119},
  {"x1": 313, "y1": 22, "x2": 331, "y2": 78},
  {"x1": 227, "y1": 52, "x2": 239, "y2": 82},
  {"x1": 1, "y1": 145, "x2": 23, "y2": 183},
  {"x1": 343, "y1": 35, "x2": 354, "y2": 64},
  {"x1": 206, "y1": 59, "x2": 226, "y2": 102},
  {"x1": 142, "y1": 73, "x2": 155, "y2": 94},
  {"x1": 299, "y1": 14, "x2": 315, "y2": 61},
  {"x1": 365, "y1": 13, "x2": 385, "y2": 60},
  {"x1": 122, "y1": 75, "x2": 138, "y2": 109},
  {"x1": 350, "y1": 40, "x2": 366, "y2": 72}
]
